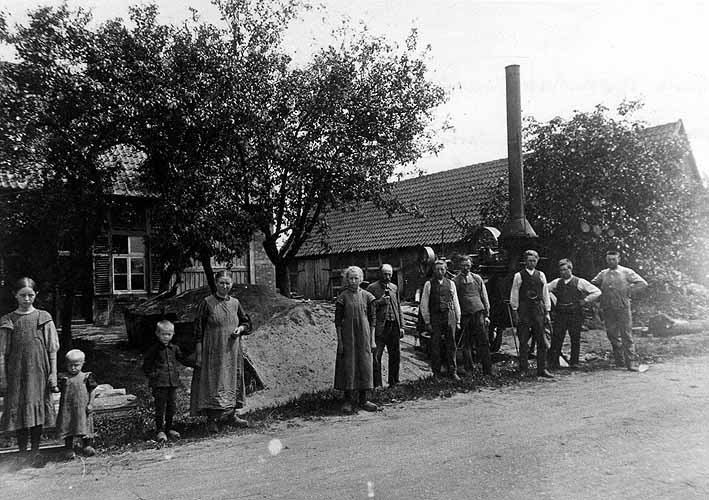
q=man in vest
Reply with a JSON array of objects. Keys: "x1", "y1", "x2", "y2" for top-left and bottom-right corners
[
  {"x1": 591, "y1": 250, "x2": 648, "y2": 371},
  {"x1": 454, "y1": 256, "x2": 492, "y2": 375},
  {"x1": 420, "y1": 260, "x2": 462, "y2": 380},
  {"x1": 547, "y1": 258, "x2": 601, "y2": 369},
  {"x1": 510, "y1": 249, "x2": 553, "y2": 378},
  {"x1": 367, "y1": 264, "x2": 405, "y2": 388}
]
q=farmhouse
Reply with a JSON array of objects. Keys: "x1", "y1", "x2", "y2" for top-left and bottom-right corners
[
  {"x1": 293, "y1": 120, "x2": 702, "y2": 300},
  {"x1": 0, "y1": 144, "x2": 275, "y2": 325}
]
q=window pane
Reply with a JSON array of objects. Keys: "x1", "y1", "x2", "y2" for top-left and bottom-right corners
[
  {"x1": 112, "y1": 235, "x2": 128, "y2": 254},
  {"x1": 129, "y1": 237, "x2": 145, "y2": 254},
  {"x1": 131, "y1": 274, "x2": 145, "y2": 291},
  {"x1": 131, "y1": 258, "x2": 145, "y2": 274},
  {"x1": 114, "y1": 275, "x2": 128, "y2": 291},
  {"x1": 113, "y1": 258, "x2": 127, "y2": 274}
]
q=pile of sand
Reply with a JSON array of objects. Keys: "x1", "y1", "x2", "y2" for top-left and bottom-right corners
[{"x1": 244, "y1": 301, "x2": 432, "y2": 410}]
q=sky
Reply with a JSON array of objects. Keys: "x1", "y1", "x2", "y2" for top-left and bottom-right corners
[{"x1": 1, "y1": 0, "x2": 708, "y2": 180}]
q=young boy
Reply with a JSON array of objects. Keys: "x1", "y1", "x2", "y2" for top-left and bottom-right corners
[
  {"x1": 56, "y1": 349, "x2": 98, "y2": 459},
  {"x1": 142, "y1": 320, "x2": 186, "y2": 442}
]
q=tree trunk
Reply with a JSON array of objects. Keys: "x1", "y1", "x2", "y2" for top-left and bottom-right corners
[
  {"x1": 275, "y1": 260, "x2": 291, "y2": 297},
  {"x1": 59, "y1": 288, "x2": 74, "y2": 353},
  {"x1": 200, "y1": 251, "x2": 216, "y2": 294}
]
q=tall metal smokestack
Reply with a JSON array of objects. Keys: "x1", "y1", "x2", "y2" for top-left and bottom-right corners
[{"x1": 502, "y1": 64, "x2": 537, "y2": 239}]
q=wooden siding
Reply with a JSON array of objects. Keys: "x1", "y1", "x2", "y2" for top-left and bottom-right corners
[
  {"x1": 294, "y1": 257, "x2": 331, "y2": 299},
  {"x1": 170, "y1": 268, "x2": 250, "y2": 294}
]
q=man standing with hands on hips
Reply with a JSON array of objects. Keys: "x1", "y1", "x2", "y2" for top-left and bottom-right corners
[
  {"x1": 367, "y1": 264, "x2": 405, "y2": 388},
  {"x1": 592, "y1": 250, "x2": 648, "y2": 372}
]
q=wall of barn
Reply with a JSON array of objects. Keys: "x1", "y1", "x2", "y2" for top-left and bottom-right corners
[{"x1": 292, "y1": 242, "x2": 474, "y2": 301}]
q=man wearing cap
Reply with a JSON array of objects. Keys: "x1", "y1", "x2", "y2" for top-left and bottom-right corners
[
  {"x1": 367, "y1": 264, "x2": 405, "y2": 387},
  {"x1": 591, "y1": 251, "x2": 648, "y2": 371},
  {"x1": 547, "y1": 258, "x2": 601, "y2": 369},
  {"x1": 454, "y1": 256, "x2": 492, "y2": 375},
  {"x1": 510, "y1": 249, "x2": 553, "y2": 378}
]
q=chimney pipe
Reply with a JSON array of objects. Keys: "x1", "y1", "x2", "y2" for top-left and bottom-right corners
[{"x1": 502, "y1": 64, "x2": 537, "y2": 239}]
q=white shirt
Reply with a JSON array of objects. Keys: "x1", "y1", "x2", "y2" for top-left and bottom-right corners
[
  {"x1": 509, "y1": 268, "x2": 551, "y2": 312},
  {"x1": 547, "y1": 276, "x2": 601, "y2": 306},
  {"x1": 419, "y1": 279, "x2": 461, "y2": 325}
]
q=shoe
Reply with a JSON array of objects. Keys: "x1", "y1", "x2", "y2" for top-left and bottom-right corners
[
  {"x1": 230, "y1": 415, "x2": 250, "y2": 428},
  {"x1": 450, "y1": 373, "x2": 461, "y2": 382},
  {"x1": 156, "y1": 431, "x2": 168, "y2": 442},
  {"x1": 341, "y1": 401, "x2": 354, "y2": 414},
  {"x1": 82, "y1": 446, "x2": 96, "y2": 457},
  {"x1": 167, "y1": 429, "x2": 181, "y2": 440},
  {"x1": 538, "y1": 370, "x2": 554, "y2": 378},
  {"x1": 360, "y1": 401, "x2": 378, "y2": 412}
]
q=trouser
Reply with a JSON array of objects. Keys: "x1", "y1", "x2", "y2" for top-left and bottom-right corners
[
  {"x1": 373, "y1": 321, "x2": 401, "y2": 387},
  {"x1": 603, "y1": 307, "x2": 637, "y2": 367},
  {"x1": 430, "y1": 312, "x2": 457, "y2": 376},
  {"x1": 517, "y1": 304, "x2": 548, "y2": 374},
  {"x1": 460, "y1": 311, "x2": 492, "y2": 374},
  {"x1": 153, "y1": 387, "x2": 178, "y2": 431},
  {"x1": 549, "y1": 311, "x2": 583, "y2": 367},
  {"x1": 16, "y1": 425, "x2": 42, "y2": 452}
]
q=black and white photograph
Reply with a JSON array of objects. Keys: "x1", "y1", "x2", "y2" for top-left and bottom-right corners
[{"x1": 0, "y1": 1, "x2": 708, "y2": 498}]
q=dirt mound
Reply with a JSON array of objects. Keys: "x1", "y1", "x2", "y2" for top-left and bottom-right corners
[
  {"x1": 244, "y1": 302, "x2": 338, "y2": 408},
  {"x1": 125, "y1": 284, "x2": 294, "y2": 350},
  {"x1": 244, "y1": 301, "x2": 432, "y2": 410},
  {"x1": 127, "y1": 285, "x2": 432, "y2": 410}
]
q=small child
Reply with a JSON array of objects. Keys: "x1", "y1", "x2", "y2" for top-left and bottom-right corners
[
  {"x1": 56, "y1": 349, "x2": 97, "y2": 458},
  {"x1": 142, "y1": 320, "x2": 185, "y2": 442}
]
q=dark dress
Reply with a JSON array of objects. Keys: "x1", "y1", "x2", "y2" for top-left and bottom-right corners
[
  {"x1": 0, "y1": 309, "x2": 59, "y2": 431},
  {"x1": 56, "y1": 372, "x2": 98, "y2": 439},
  {"x1": 334, "y1": 288, "x2": 376, "y2": 391},
  {"x1": 190, "y1": 295, "x2": 252, "y2": 415}
]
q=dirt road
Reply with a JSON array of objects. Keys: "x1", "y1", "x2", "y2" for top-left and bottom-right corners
[{"x1": 2, "y1": 355, "x2": 709, "y2": 500}]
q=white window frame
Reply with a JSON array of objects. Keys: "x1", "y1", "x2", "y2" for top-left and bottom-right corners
[{"x1": 112, "y1": 235, "x2": 147, "y2": 294}]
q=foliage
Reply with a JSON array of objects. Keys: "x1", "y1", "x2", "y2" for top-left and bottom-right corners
[
  {"x1": 473, "y1": 103, "x2": 707, "y2": 292},
  {"x1": 1, "y1": 1, "x2": 446, "y2": 303},
  {"x1": 240, "y1": 23, "x2": 447, "y2": 294},
  {"x1": 0, "y1": 5, "x2": 129, "y2": 339}
]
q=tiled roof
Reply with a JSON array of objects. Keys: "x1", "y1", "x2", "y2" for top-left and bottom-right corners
[
  {"x1": 0, "y1": 144, "x2": 150, "y2": 197},
  {"x1": 297, "y1": 120, "x2": 695, "y2": 257},
  {"x1": 297, "y1": 158, "x2": 509, "y2": 256},
  {"x1": 98, "y1": 144, "x2": 150, "y2": 198}
]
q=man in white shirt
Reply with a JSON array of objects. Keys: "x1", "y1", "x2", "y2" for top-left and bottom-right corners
[
  {"x1": 420, "y1": 260, "x2": 461, "y2": 380},
  {"x1": 510, "y1": 249, "x2": 553, "y2": 378},
  {"x1": 591, "y1": 251, "x2": 648, "y2": 371},
  {"x1": 547, "y1": 258, "x2": 601, "y2": 369}
]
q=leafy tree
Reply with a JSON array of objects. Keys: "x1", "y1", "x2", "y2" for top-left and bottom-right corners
[
  {"x1": 91, "y1": 4, "x2": 262, "y2": 294},
  {"x1": 241, "y1": 25, "x2": 447, "y2": 295},
  {"x1": 0, "y1": 5, "x2": 128, "y2": 344},
  {"x1": 106, "y1": 1, "x2": 446, "y2": 296},
  {"x1": 474, "y1": 102, "x2": 706, "y2": 290}
]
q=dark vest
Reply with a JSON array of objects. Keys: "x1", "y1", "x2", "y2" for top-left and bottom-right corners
[
  {"x1": 519, "y1": 270, "x2": 543, "y2": 304},
  {"x1": 455, "y1": 273, "x2": 485, "y2": 314},
  {"x1": 429, "y1": 278, "x2": 454, "y2": 315},
  {"x1": 555, "y1": 277, "x2": 582, "y2": 314}
]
